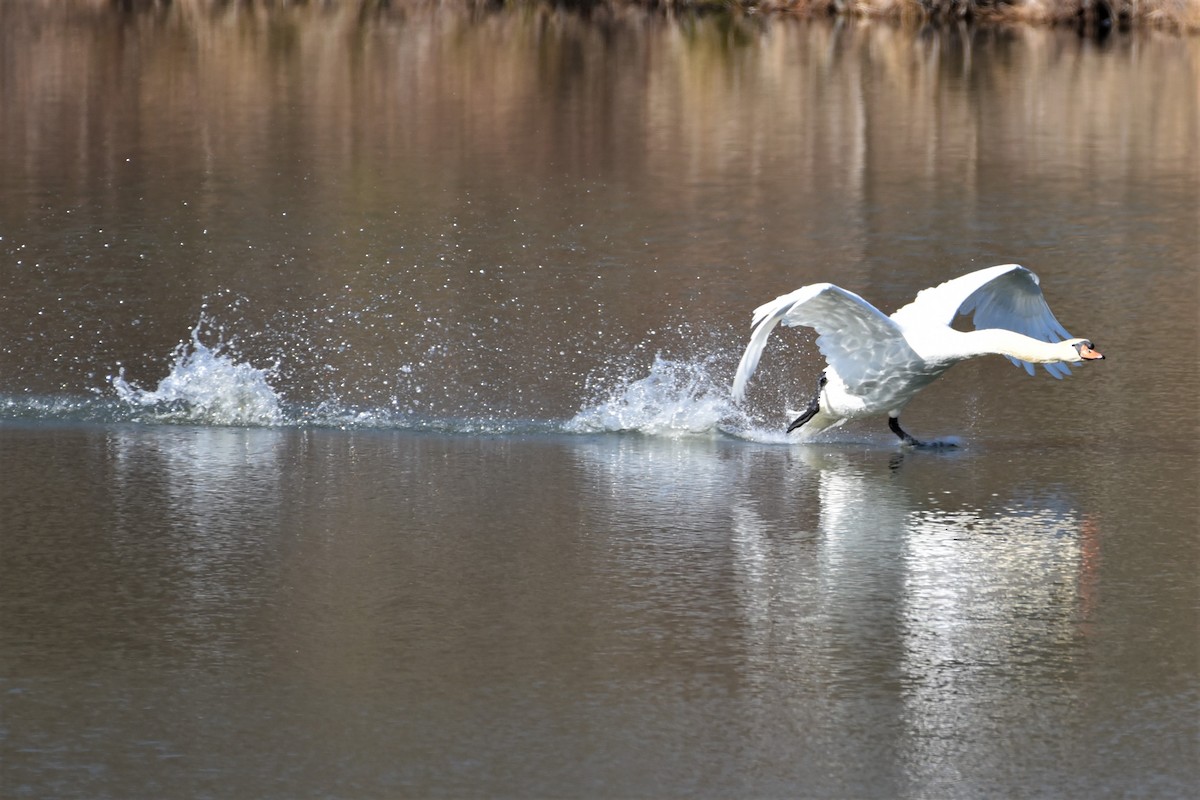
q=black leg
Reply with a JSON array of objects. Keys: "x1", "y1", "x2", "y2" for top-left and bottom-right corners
[
  {"x1": 888, "y1": 416, "x2": 957, "y2": 448},
  {"x1": 787, "y1": 375, "x2": 826, "y2": 433},
  {"x1": 888, "y1": 416, "x2": 924, "y2": 447}
]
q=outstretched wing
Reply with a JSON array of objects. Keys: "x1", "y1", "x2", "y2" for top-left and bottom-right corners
[
  {"x1": 731, "y1": 283, "x2": 918, "y2": 403},
  {"x1": 890, "y1": 264, "x2": 1076, "y2": 378}
]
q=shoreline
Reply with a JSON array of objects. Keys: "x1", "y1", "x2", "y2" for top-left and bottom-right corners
[
  {"x1": 654, "y1": 0, "x2": 1200, "y2": 33},
  {"x1": 596, "y1": 0, "x2": 1198, "y2": 33},
  {"x1": 54, "y1": 0, "x2": 1200, "y2": 33}
]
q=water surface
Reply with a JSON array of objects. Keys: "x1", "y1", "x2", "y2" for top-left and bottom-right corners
[{"x1": 1, "y1": 5, "x2": 1197, "y2": 798}]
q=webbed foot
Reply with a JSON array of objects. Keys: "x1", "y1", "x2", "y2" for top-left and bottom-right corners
[{"x1": 888, "y1": 416, "x2": 956, "y2": 448}]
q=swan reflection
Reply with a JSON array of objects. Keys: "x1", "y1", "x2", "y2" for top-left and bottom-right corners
[{"x1": 572, "y1": 437, "x2": 1094, "y2": 786}]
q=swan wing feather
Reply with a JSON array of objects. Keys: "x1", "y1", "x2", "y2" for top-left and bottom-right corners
[
  {"x1": 891, "y1": 264, "x2": 1075, "y2": 378},
  {"x1": 732, "y1": 283, "x2": 917, "y2": 403}
]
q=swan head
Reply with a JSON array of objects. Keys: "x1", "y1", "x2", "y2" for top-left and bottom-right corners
[{"x1": 1066, "y1": 338, "x2": 1105, "y2": 362}]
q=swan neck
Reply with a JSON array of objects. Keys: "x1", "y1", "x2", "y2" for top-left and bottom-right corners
[{"x1": 963, "y1": 329, "x2": 1067, "y2": 363}]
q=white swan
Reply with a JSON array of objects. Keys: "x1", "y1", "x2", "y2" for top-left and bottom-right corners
[{"x1": 731, "y1": 264, "x2": 1104, "y2": 445}]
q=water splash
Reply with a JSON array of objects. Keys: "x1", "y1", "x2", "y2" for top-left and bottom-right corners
[
  {"x1": 110, "y1": 320, "x2": 283, "y2": 426},
  {"x1": 565, "y1": 354, "x2": 744, "y2": 437},
  {"x1": 8, "y1": 305, "x2": 826, "y2": 441}
]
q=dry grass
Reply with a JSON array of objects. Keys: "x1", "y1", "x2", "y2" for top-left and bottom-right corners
[
  {"x1": 960, "y1": 0, "x2": 1200, "y2": 30},
  {"x1": 57, "y1": 0, "x2": 1200, "y2": 31},
  {"x1": 657, "y1": 0, "x2": 1200, "y2": 31}
]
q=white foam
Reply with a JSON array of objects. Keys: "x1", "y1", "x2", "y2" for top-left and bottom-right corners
[
  {"x1": 111, "y1": 321, "x2": 283, "y2": 426},
  {"x1": 565, "y1": 354, "x2": 762, "y2": 439},
  {"x1": 560, "y1": 353, "x2": 947, "y2": 447}
]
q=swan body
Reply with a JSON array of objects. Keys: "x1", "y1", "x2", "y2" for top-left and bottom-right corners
[{"x1": 731, "y1": 264, "x2": 1104, "y2": 445}]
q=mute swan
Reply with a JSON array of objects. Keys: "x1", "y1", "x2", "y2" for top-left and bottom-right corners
[{"x1": 731, "y1": 264, "x2": 1104, "y2": 446}]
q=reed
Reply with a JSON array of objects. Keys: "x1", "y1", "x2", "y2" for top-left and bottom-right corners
[
  {"x1": 90, "y1": 0, "x2": 1200, "y2": 31},
  {"x1": 636, "y1": 0, "x2": 1199, "y2": 31}
]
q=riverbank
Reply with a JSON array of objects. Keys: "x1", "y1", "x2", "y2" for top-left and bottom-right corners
[
  {"x1": 55, "y1": 0, "x2": 1200, "y2": 33},
  {"x1": 724, "y1": 0, "x2": 1199, "y2": 32}
]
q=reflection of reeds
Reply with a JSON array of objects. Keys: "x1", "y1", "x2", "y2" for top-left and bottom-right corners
[
  {"x1": 2, "y1": 0, "x2": 1195, "y2": 406},
  {"x1": 4, "y1": 4, "x2": 1196, "y2": 238},
  {"x1": 91, "y1": 0, "x2": 1200, "y2": 32}
]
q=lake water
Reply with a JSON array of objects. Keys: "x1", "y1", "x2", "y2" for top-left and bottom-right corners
[{"x1": 2, "y1": 4, "x2": 1198, "y2": 797}]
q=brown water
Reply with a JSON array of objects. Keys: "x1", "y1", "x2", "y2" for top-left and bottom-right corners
[{"x1": 2, "y1": 4, "x2": 1198, "y2": 798}]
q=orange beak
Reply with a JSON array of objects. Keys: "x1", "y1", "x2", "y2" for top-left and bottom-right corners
[{"x1": 1079, "y1": 343, "x2": 1105, "y2": 360}]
